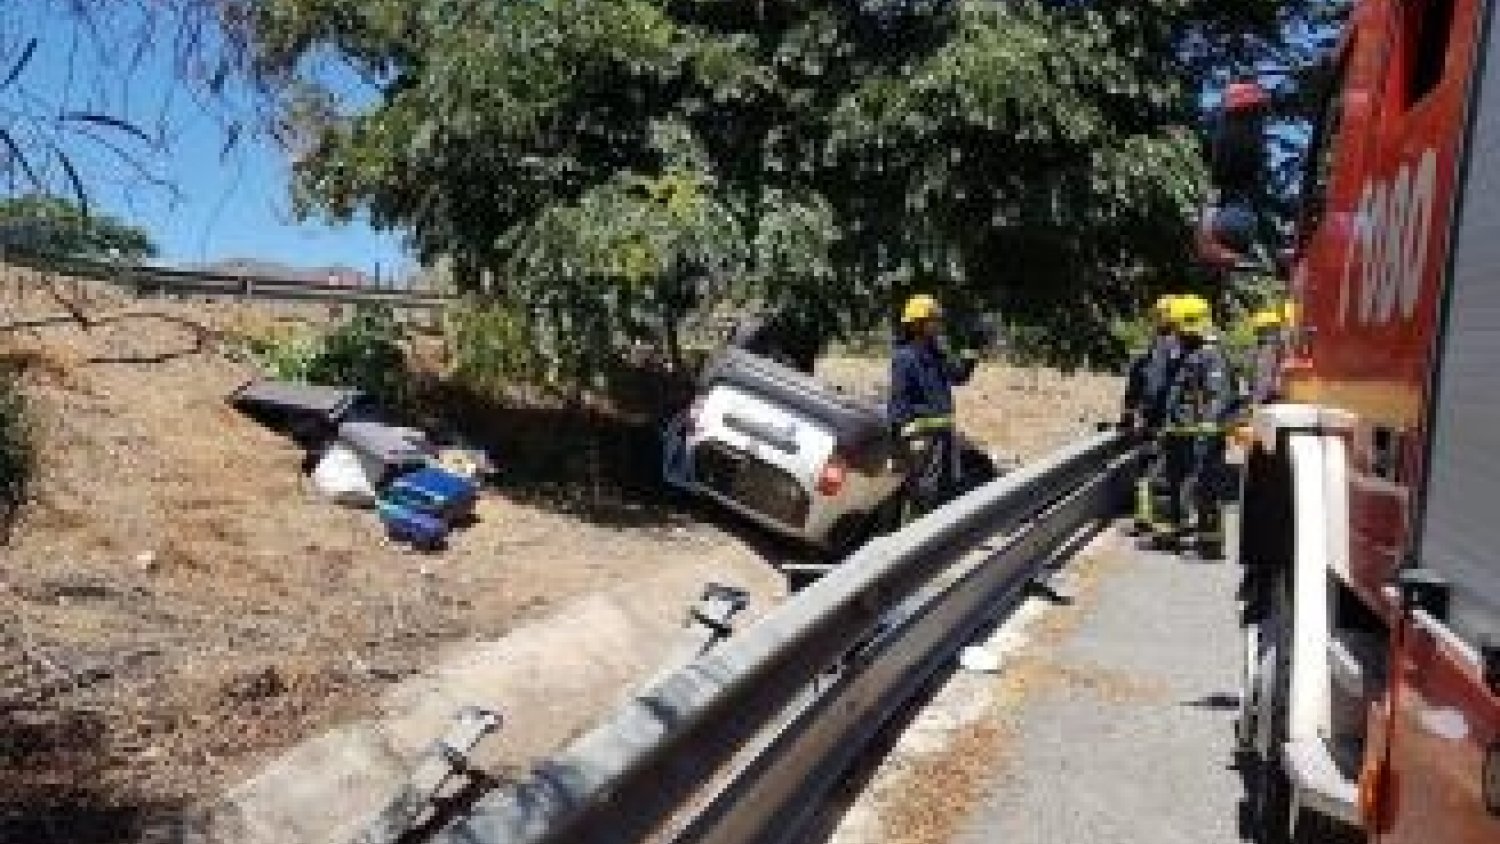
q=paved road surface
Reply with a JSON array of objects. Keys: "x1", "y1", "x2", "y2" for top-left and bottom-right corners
[
  {"x1": 954, "y1": 533, "x2": 1248, "y2": 844},
  {"x1": 813, "y1": 527, "x2": 1250, "y2": 844}
]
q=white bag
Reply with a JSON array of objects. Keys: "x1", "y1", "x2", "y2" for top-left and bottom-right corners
[{"x1": 311, "y1": 442, "x2": 379, "y2": 506}]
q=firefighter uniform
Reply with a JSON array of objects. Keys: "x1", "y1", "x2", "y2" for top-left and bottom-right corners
[
  {"x1": 1156, "y1": 298, "x2": 1233, "y2": 558},
  {"x1": 1247, "y1": 307, "x2": 1286, "y2": 407},
  {"x1": 890, "y1": 294, "x2": 978, "y2": 521},
  {"x1": 1123, "y1": 296, "x2": 1184, "y2": 534}
]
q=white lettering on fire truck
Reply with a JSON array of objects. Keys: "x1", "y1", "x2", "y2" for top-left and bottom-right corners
[{"x1": 1339, "y1": 147, "x2": 1438, "y2": 327}]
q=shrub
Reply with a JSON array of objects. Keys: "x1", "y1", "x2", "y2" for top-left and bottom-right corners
[
  {"x1": 243, "y1": 325, "x2": 322, "y2": 382},
  {"x1": 0, "y1": 369, "x2": 34, "y2": 543},
  {"x1": 243, "y1": 307, "x2": 411, "y2": 407},
  {"x1": 304, "y1": 307, "x2": 409, "y2": 407},
  {"x1": 442, "y1": 300, "x2": 547, "y2": 396}
]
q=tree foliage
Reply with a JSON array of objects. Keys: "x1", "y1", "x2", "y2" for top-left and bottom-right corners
[
  {"x1": 0, "y1": 194, "x2": 158, "y2": 260},
  {"x1": 0, "y1": 2, "x2": 232, "y2": 207},
  {"x1": 245, "y1": 0, "x2": 1344, "y2": 371}
]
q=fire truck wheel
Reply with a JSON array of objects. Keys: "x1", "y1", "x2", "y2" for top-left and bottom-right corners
[
  {"x1": 1236, "y1": 624, "x2": 1260, "y2": 752},
  {"x1": 1249, "y1": 571, "x2": 1295, "y2": 844}
]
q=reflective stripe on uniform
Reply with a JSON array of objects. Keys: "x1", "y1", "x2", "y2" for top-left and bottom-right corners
[
  {"x1": 1134, "y1": 476, "x2": 1155, "y2": 524},
  {"x1": 1161, "y1": 423, "x2": 1227, "y2": 436},
  {"x1": 900, "y1": 415, "x2": 956, "y2": 437}
]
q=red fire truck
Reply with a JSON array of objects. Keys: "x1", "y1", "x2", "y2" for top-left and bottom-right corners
[{"x1": 1210, "y1": 0, "x2": 1500, "y2": 842}]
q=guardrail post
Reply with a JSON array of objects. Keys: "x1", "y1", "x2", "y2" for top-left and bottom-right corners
[
  {"x1": 642, "y1": 584, "x2": 752, "y2": 691},
  {"x1": 353, "y1": 706, "x2": 502, "y2": 844}
]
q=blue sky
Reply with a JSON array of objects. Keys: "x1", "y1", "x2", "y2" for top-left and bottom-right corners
[{"x1": 5, "y1": 5, "x2": 410, "y2": 277}]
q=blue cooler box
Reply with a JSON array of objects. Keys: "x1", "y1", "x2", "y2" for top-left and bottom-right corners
[
  {"x1": 377, "y1": 500, "x2": 449, "y2": 550},
  {"x1": 377, "y1": 467, "x2": 478, "y2": 549},
  {"x1": 384, "y1": 467, "x2": 478, "y2": 521}
]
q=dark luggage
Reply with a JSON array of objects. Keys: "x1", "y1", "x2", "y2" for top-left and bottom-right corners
[{"x1": 229, "y1": 380, "x2": 379, "y2": 445}]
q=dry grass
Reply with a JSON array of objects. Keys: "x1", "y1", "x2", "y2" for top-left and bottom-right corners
[
  {"x1": 0, "y1": 266, "x2": 1122, "y2": 843},
  {"x1": 815, "y1": 356, "x2": 1121, "y2": 461},
  {"x1": 0, "y1": 267, "x2": 784, "y2": 842}
]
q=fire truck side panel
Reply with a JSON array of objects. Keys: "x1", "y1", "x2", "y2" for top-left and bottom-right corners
[
  {"x1": 1263, "y1": 0, "x2": 1500, "y2": 838},
  {"x1": 1289, "y1": 0, "x2": 1482, "y2": 615},
  {"x1": 1383, "y1": 618, "x2": 1499, "y2": 843},
  {"x1": 1383, "y1": 1, "x2": 1500, "y2": 838}
]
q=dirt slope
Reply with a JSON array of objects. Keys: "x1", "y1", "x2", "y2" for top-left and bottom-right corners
[
  {"x1": 0, "y1": 267, "x2": 1121, "y2": 843},
  {"x1": 0, "y1": 269, "x2": 784, "y2": 843}
]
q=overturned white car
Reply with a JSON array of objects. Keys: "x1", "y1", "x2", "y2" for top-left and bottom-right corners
[{"x1": 664, "y1": 347, "x2": 998, "y2": 557}]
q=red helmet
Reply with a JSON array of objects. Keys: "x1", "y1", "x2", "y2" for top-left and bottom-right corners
[{"x1": 1224, "y1": 81, "x2": 1270, "y2": 112}]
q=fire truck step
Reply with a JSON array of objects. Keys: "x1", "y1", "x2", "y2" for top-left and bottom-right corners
[
  {"x1": 1327, "y1": 628, "x2": 1386, "y2": 701},
  {"x1": 1282, "y1": 737, "x2": 1361, "y2": 829}
]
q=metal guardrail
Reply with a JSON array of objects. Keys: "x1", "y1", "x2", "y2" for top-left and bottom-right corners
[
  {"x1": 415, "y1": 431, "x2": 1135, "y2": 844},
  {"x1": 7, "y1": 254, "x2": 746, "y2": 343},
  {"x1": 6, "y1": 255, "x2": 458, "y2": 311}
]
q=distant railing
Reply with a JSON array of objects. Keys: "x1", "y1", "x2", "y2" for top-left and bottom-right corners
[{"x1": 5, "y1": 254, "x2": 458, "y2": 312}]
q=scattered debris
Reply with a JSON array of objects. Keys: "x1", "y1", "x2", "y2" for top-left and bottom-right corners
[
  {"x1": 958, "y1": 646, "x2": 1005, "y2": 674},
  {"x1": 378, "y1": 467, "x2": 479, "y2": 552},
  {"x1": 434, "y1": 446, "x2": 494, "y2": 482},
  {"x1": 352, "y1": 706, "x2": 502, "y2": 844},
  {"x1": 339, "y1": 422, "x2": 433, "y2": 483},
  {"x1": 227, "y1": 380, "x2": 376, "y2": 446},
  {"x1": 230, "y1": 380, "x2": 489, "y2": 549},
  {"x1": 311, "y1": 442, "x2": 382, "y2": 506}
]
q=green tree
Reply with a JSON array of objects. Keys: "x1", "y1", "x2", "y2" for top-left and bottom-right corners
[
  {"x1": 241, "y1": 0, "x2": 1345, "y2": 371},
  {"x1": 0, "y1": 195, "x2": 158, "y2": 261}
]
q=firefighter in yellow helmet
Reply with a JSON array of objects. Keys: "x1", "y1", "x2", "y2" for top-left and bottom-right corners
[
  {"x1": 1248, "y1": 305, "x2": 1286, "y2": 406},
  {"x1": 1155, "y1": 295, "x2": 1234, "y2": 558},
  {"x1": 1122, "y1": 295, "x2": 1182, "y2": 432},
  {"x1": 890, "y1": 294, "x2": 979, "y2": 521},
  {"x1": 1123, "y1": 294, "x2": 1186, "y2": 534}
]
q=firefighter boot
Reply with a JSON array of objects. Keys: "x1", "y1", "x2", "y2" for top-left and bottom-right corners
[
  {"x1": 1192, "y1": 435, "x2": 1230, "y2": 560},
  {"x1": 1196, "y1": 500, "x2": 1226, "y2": 560}
]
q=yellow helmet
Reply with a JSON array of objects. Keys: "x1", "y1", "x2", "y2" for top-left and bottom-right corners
[
  {"x1": 1250, "y1": 308, "x2": 1283, "y2": 331},
  {"x1": 1171, "y1": 294, "x2": 1214, "y2": 336},
  {"x1": 901, "y1": 294, "x2": 943, "y2": 324},
  {"x1": 1153, "y1": 295, "x2": 1180, "y2": 325}
]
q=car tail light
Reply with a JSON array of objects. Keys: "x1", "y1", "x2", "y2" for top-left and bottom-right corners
[{"x1": 816, "y1": 453, "x2": 849, "y2": 497}]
